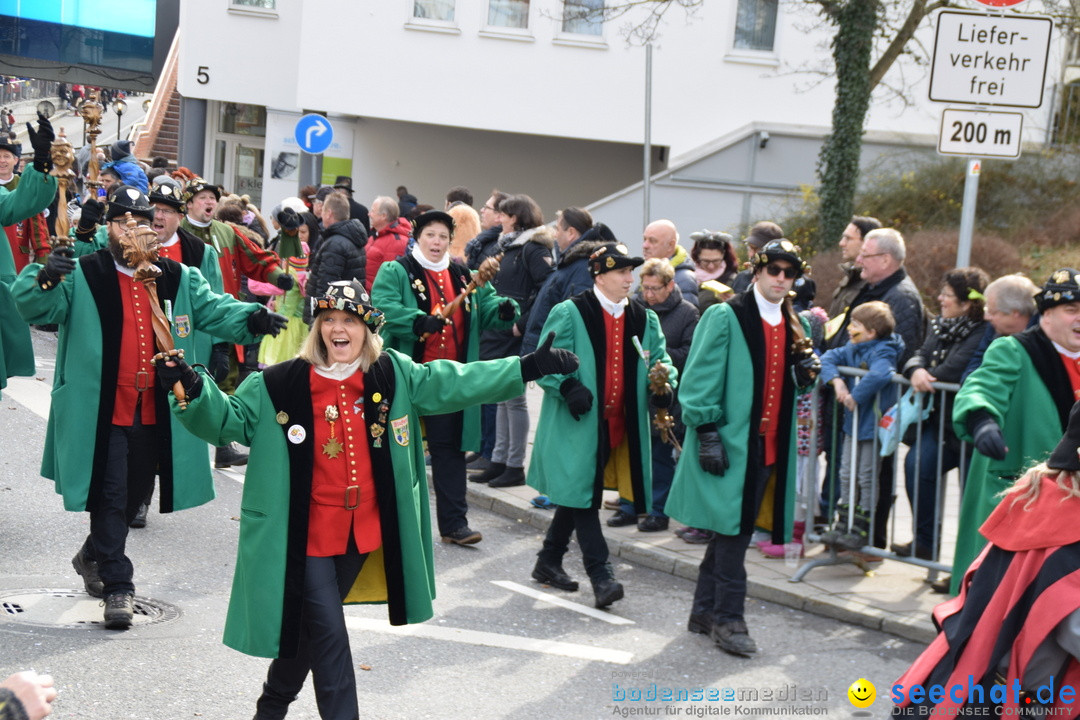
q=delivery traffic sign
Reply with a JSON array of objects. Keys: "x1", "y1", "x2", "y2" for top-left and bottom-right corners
[{"x1": 929, "y1": 10, "x2": 1052, "y2": 108}]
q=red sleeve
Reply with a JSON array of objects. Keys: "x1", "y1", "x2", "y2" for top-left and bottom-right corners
[
  {"x1": 28, "y1": 212, "x2": 51, "y2": 262},
  {"x1": 232, "y1": 228, "x2": 283, "y2": 283}
]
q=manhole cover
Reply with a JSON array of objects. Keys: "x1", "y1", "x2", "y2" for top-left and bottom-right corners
[{"x1": 0, "y1": 590, "x2": 180, "y2": 629}]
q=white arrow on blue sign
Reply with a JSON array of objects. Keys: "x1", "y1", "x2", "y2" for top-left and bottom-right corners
[{"x1": 294, "y1": 114, "x2": 334, "y2": 154}]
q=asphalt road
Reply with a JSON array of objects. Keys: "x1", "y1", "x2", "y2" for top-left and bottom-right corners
[{"x1": 0, "y1": 329, "x2": 922, "y2": 719}]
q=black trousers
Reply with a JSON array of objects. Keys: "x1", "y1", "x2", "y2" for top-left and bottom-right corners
[
  {"x1": 83, "y1": 419, "x2": 158, "y2": 597},
  {"x1": 691, "y1": 462, "x2": 771, "y2": 625},
  {"x1": 424, "y1": 411, "x2": 468, "y2": 535},
  {"x1": 256, "y1": 545, "x2": 367, "y2": 720},
  {"x1": 538, "y1": 505, "x2": 610, "y2": 582}
]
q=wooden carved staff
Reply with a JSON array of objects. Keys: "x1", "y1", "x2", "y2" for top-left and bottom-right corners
[
  {"x1": 116, "y1": 212, "x2": 188, "y2": 407},
  {"x1": 647, "y1": 360, "x2": 682, "y2": 452},
  {"x1": 421, "y1": 253, "x2": 503, "y2": 341}
]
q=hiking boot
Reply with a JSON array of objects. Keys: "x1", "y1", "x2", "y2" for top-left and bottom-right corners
[
  {"x1": 72, "y1": 547, "x2": 104, "y2": 598},
  {"x1": 712, "y1": 620, "x2": 757, "y2": 657},
  {"x1": 441, "y1": 526, "x2": 482, "y2": 546},
  {"x1": 592, "y1": 577, "x2": 624, "y2": 609},
  {"x1": 637, "y1": 515, "x2": 669, "y2": 532},
  {"x1": 103, "y1": 592, "x2": 134, "y2": 630},
  {"x1": 488, "y1": 466, "x2": 526, "y2": 488},
  {"x1": 470, "y1": 462, "x2": 506, "y2": 484},
  {"x1": 606, "y1": 509, "x2": 637, "y2": 527},
  {"x1": 215, "y1": 442, "x2": 249, "y2": 469},
  {"x1": 531, "y1": 558, "x2": 579, "y2": 592},
  {"x1": 129, "y1": 503, "x2": 148, "y2": 529},
  {"x1": 687, "y1": 613, "x2": 712, "y2": 635}
]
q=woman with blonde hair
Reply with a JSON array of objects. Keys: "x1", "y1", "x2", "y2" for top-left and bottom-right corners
[
  {"x1": 447, "y1": 202, "x2": 480, "y2": 264},
  {"x1": 894, "y1": 400, "x2": 1080, "y2": 716}
]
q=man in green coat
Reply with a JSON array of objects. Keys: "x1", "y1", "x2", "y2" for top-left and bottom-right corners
[
  {"x1": 0, "y1": 113, "x2": 58, "y2": 398},
  {"x1": 950, "y1": 269, "x2": 1080, "y2": 595},
  {"x1": 528, "y1": 242, "x2": 676, "y2": 609},
  {"x1": 12, "y1": 186, "x2": 287, "y2": 630},
  {"x1": 666, "y1": 240, "x2": 819, "y2": 657}
]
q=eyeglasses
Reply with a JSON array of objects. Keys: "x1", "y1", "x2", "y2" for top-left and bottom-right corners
[
  {"x1": 697, "y1": 258, "x2": 725, "y2": 269},
  {"x1": 764, "y1": 263, "x2": 797, "y2": 279},
  {"x1": 640, "y1": 284, "x2": 667, "y2": 294},
  {"x1": 858, "y1": 252, "x2": 888, "y2": 259},
  {"x1": 481, "y1": 204, "x2": 496, "y2": 212}
]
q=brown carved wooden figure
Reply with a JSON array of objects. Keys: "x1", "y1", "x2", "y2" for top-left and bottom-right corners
[{"x1": 647, "y1": 360, "x2": 681, "y2": 451}]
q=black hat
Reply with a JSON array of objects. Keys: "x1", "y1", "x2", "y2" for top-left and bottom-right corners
[
  {"x1": 110, "y1": 140, "x2": 132, "y2": 160},
  {"x1": 579, "y1": 222, "x2": 616, "y2": 243},
  {"x1": 182, "y1": 177, "x2": 221, "y2": 204},
  {"x1": 314, "y1": 186, "x2": 336, "y2": 203},
  {"x1": 276, "y1": 207, "x2": 302, "y2": 230},
  {"x1": 753, "y1": 239, "x2": 808, "y2": 278},
  {"x1": 413, "y1": 210, "x2": 455, "y2": 238},
  {"x1": 0, "y1": 136, "x2": 21, "y2": 158},
  {"x1": 105, "y1": 185, "x2": 155, "y2": 222},
  {"x1": 1037, "y1": 268, "x2": 1080, "y2": 312},
  {"x1": 148, "y1": 176, "x2": 186, "y2": 213},
  {"x1": 1048, "y1": 401, "x2": 1080, "y2": 472},
  {"x1": 588, "y1": 242, "x2": 644, "y2": 277},
  {"x1": 310, "y1": 280, "x2": 385, "y2": 333},
  {"x1": 333, "y1": 175, "x2": 353, "y2": 192}
]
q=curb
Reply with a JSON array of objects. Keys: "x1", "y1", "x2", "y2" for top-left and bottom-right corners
[{"x1": 467, "y1": 484, "x2": 937, "y2": 645}]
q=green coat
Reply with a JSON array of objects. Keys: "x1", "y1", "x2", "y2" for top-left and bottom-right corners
[
  {"x1": 171, "y1": 351, "x2": 526, "y2": 658},
  {"x1": 950, "y1": 327, "x2": 1073, "y2": 593},
  {"x1": 665, "y1": 292, "x2": 811, "y2": 542},
  {"x1": 11, "y1": 250, "x2": 260, "y2": 512},
  {"x1": 0, "y1": 166, "x2": 59, "y2": 396},
  {"x1": 72, "y1": 225, "x2": 225, "y2": 364},
  {"x1": 371, "y1": 255, "x2": 517, "y2": 452},
  {"x1": 527, "y1": 292, "x2": 675, "y2": 510}
]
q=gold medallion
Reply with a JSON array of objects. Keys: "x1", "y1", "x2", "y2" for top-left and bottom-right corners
[
  {"x1": 322, "y1": 438, "x2": 344, "y2": 459},
  {"x1": 276, "y1": 411, "x2": 289, "y2": 425}
]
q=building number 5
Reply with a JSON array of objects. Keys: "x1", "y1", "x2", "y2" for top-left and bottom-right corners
[{"x1": 196, "y1": 66, "x2": 210, "y2": 85}]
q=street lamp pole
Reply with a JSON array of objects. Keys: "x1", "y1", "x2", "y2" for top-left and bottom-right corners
[{"x1": 113, "y1": 98, "x2": 126, "y2": 142}]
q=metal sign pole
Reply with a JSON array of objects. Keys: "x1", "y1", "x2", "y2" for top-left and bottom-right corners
[
  {"x1": 956, "y1": 159, "x2": 980, "y2": 267},
  {"x1": 643, "y1": 43, "x2": 652, "y2": 229}
]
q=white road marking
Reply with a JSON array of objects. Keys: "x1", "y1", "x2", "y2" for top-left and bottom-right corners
[
  {"x1": 5, "y1": 375, "x2": 52, "y2": 420},
  {"x1": 345, "y1": 616, "x2": 633, "y2": 664},
  {"x1": 492, "y1": 580, "x2": 636, "y2": 625}
]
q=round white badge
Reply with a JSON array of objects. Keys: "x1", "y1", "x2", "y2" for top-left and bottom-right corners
[{"x1": 287, "y1": 424, "x2": 306, "y2": 444}]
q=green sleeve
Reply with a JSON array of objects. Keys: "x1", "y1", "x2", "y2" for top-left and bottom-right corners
[
  {"x1": 200, "y1": 243, "x2": 225, "y2": 295},
  {"x1": 171, "y1": 368, "x2": 263, "y2": 446},
  {"x1": 534, "y1": 301, "x2": 579, "y2": 395},
  {"x1": 952, "y1": 335, "x2": 1020, "y2": 442},
  {"x1": 643, "y1": 307, "x2": 677, "y2": 390},
  {"x1": 473, "y1": 282, "x2": 517, "y2": 332},
  {"x1": 370, "y1": 262, "x2": 424, "y2": 345},
  {"x1": 10, "y1": 262, "x2": 72, "y2": 325},
  {"x1": 678, "y1": 303, "x2": 732, "y2": 431},
  {"x1": 0, "y1": 165, "x2": 57, "y2": 227},
  {"x1": 69, "y1": 225, "x2": 107, "y2": 256},
  {"x1": 392, "y1": 349, "x2": 525, "y2": 416},
  {"x1": 184, "y1": 265, "x2": 260, "y2": 344}
]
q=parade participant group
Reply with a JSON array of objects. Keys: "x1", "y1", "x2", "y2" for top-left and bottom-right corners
[{"x1": 2, "y1": 106, "x2": 1080, "y2": 720}]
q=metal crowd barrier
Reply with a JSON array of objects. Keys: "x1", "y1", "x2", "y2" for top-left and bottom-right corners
[{"x1": 790, "y1": 366, "x2": 965, "y2": 585}]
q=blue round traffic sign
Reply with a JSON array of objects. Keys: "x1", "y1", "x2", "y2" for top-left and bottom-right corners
[{"x1": 294, "y1": 114, "x2": 334, "y2": 154}]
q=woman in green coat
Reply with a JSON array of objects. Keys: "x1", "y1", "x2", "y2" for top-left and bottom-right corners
[{"x1": 158, "y1": 280, "x2": 575, "y2": 720}]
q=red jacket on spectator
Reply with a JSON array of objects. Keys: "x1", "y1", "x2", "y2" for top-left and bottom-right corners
[{"x1": 364, "y1": 216, "x2": 411, "y2": 291}]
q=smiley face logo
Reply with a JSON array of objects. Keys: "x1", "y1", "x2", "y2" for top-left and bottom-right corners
[{"x1": 847, "y1": 678, "x2": 875, "y2": 709}]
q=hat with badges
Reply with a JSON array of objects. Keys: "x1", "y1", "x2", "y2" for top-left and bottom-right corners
[
  {"x1": 1037, "y1": 268, "x2": 1080, "y2": 312},
  {"x1": 105, "y1": 185, "x2": 155, "y2": 222},
  {"x1": 753, "y1": 239, "x2": 808, "y2": 278},
  {"x1": 148, "y1": 175, "x2": 186, "y2": 213},
  {"x1": 412, "y1": 209, "x2": 455, "y2": 238},
  {"x1": 182, "y1": 176, "x2": 221, "y2": 204},
  {"x1": 311, "y1": 279, "x2": 385, "y2": 333},
  {"x1": 588, "y1": 242, "x2": 644, "y2": 277}
]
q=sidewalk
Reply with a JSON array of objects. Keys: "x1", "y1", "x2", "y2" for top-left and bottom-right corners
[{"x1": 465, "y1": 385, "x2": 944, "y2": 645}]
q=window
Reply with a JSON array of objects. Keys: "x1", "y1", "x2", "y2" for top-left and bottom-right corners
[
  {"x1": 232, "y1": 0, "x2": 275, "y2": 8},
  {"x1": 488, "y1": 0, "x2": 529, "y2": 29},
  {"x1": 733, "y1": 0, "x2": 777, "y2": 52},
  {"x1": 414, "y1": 0, "x2": 454, "y2": 22},
  {"x1": 218, "y1": 103, "x2": 266, "y2": 137},
  {"x1": 562, "y1": 0, "x2": 602, "y2": 36}
]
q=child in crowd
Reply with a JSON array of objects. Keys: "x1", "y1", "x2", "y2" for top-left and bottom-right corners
[{"x1": 817, "y1": 301, "x2": 903, "y2": 550}]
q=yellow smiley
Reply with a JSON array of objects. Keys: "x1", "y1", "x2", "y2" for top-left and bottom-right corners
[{"x1": 847, "y1": 678, "x2": 876, "y2": 709}]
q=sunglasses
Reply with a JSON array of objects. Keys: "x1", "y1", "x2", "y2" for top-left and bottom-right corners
[{"x1": 764, "y1": 263, "x2": 797, "y2": 279}]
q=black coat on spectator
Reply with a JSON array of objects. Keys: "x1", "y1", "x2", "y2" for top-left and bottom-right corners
[{"x1": 304, "y1": 218, "x2": 367, "y2": 322}]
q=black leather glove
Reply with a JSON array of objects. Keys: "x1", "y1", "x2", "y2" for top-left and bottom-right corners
[
  {"x1": 27, "y1": 112, "x2": 54, "y2": 174},
  {"x1": 208, "y1": 343, "x2": 230, "y2": 384},
  {"x1": 153, "y1": 352, "x2": 203, "y2": 400},
  {"x1": 559, "y1": 377, "x2": 594, "y2": 421},
  {"x1": 969, "y1": 411, "x2": 1007, "y2": 461},
  {"x1": 520, "y1": 331, "x2": 579, "y2": 383},
  {"x1": 697, "y1": 424, "x2": 730, "y2": 476},
  {"x1": 498, "y1": 299, "x2": 516, "y2": 321},
  {"x1": 36, "y1": 246, "x2": 75, "y2": 290},
  {"x1": 413, "y1": 313, "x2": 447, "y2": 337},
  {"x1": 247, "y1": 306, "x2": 288, "y2": 337},
  {"x1": 275, "y1": 273, "x2": 295, "y2": 291},
  {"x1": 77, "y1": 199, "x2": 105, "y2": 235},
  {"x1": 793, "y1": 353, "x2": 821, "y2": 387}
]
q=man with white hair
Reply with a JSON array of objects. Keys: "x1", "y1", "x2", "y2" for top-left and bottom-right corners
[{"x1": 641, "y1": 219, "x2": 698, "y2": 306}]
